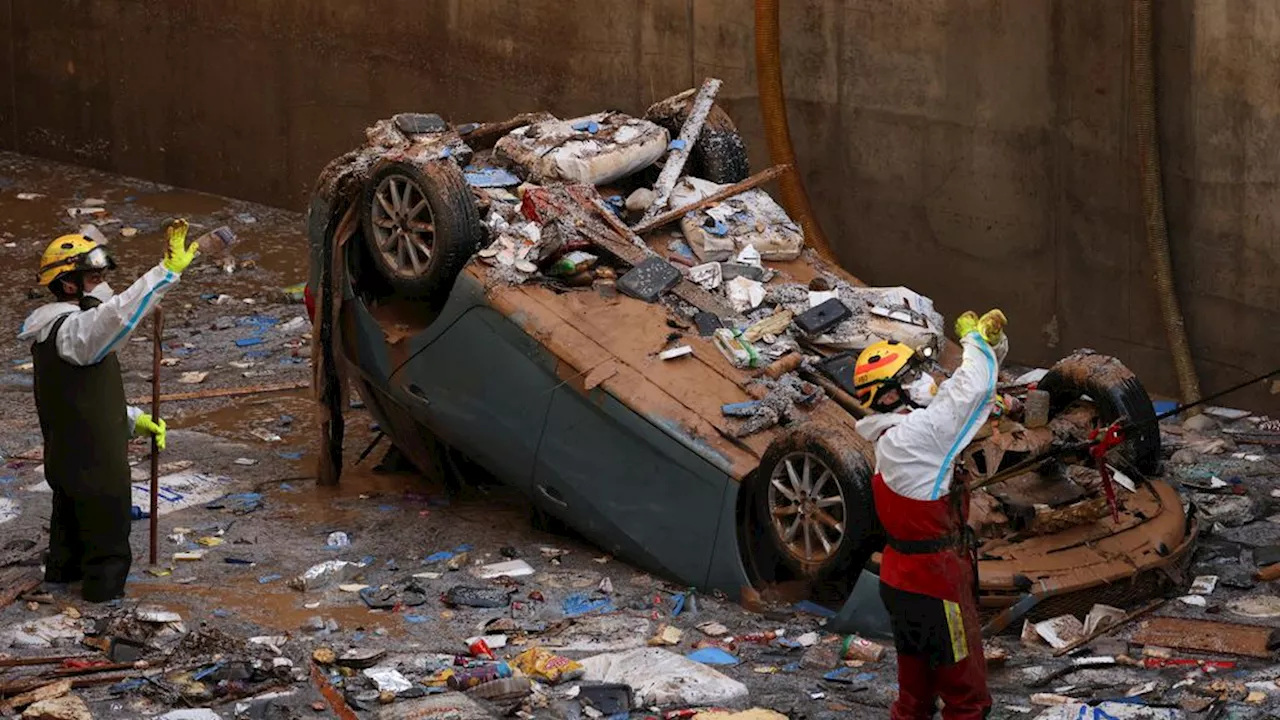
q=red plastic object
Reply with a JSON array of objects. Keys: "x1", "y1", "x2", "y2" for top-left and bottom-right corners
[
  {"x1": 304, "y1": 283, "x2": 316, "y2": 322},
  {"x1": 470, "y1": 638, "x2": 496, "y2": 660},
  {"x1": 1088, "y1": 421, "x2": 1127, "y2": 522}
]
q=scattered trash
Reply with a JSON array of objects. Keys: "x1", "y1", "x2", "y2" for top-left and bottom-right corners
[
  {"x1": 659, "y1": 345, "x2": 693, "y2": 361},
  {"x1": 698, "y1": 622, "x2": 729, "y2": 637},
  {"x1": 648, "y1": 624, "x2": 683, "y2": 646},
  {"x1": 511, "y1": 647, "x2": 584, "y2": 684},
  {"x1": 364, "y1": 666, "x2": 413, "y2": 693},
  {"x1": 289, "y1": 560, "x2": 359, "y2": 592},
  {"x1": 1082, "y1": 604, "x2": 1126, "y2": 636},
  {"x1": 1177, "y1": 595, "x2": 1207, "y2": 607},
  {"x1": 564, "y1": 593, "x2": 615, "y2": 617},
  {"x1": 326, "y1": 531, "x2": 351, "y2": 548},
  {"x1": 249, "y1": 428, "x2": 282, "y2": 443},
  {"x1": 1191, "y1": 575, "x2": 1219, "y2": 595},
  {"x1": 841, "y1": 634, "x2": 885, "y2": 661},
  {"x1": 444, "y1": 585, "x2": 510, "y2": 609},
  {"x1": 579, "y1": 648, "x2": 749, "y2": 707},
  {"x1": 1228, "y1": 595, "x2": 1280, "y2": 618},
  {"x1": 16, "y1": 192, "x2": 43, "y2": 200},
  {"x1": 1033, "y1": 615, "x2": 1086, "y2": 650},
  {"x1": 688, "y1": 647, "x2": 740, "y2": 666}
]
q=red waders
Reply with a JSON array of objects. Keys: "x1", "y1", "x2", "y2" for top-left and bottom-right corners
[{"x1": 873, "y1": 473, "x2": 991, "y2": 720}]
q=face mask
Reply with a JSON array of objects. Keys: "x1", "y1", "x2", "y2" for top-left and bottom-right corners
[
  {"x1": 906, "y1": 373, "x2": 938, "y2": 408},
  {"x1": 88, "y1": 282, "x2": 114, "y2": 302}
]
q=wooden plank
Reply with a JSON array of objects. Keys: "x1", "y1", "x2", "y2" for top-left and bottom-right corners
[
  {"x1": 638, "y1": 77, "x2": 723, "y2": 224},
  {"x1": 127, "y1": 380, "x2": 309, "y2": 405},
  {"x1": 0, "y1": 568, "x2": 42, "y2": 610},
  {"x1": 631, "y1": 164, "x2": 791, "y2": 235},
  {"x1": 1132, "y1": 617, "x2": 1279, "y2": 659}
]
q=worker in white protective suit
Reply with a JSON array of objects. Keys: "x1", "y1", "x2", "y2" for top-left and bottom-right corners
[
  {"x1": 854, "y1": 309, "x2": 1008, "y2": 720},
  {"x1": 18, "y1": 221, "x2": 198, "y2": 602}
]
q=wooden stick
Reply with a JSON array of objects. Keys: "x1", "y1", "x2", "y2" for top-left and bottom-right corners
[
  {"x1": 0, "y1": 655, "x2": 97, "y2": 669},
  {"x1": 1051, "y1": 598, "x2": 1166, "y2": 657},
  {"x1": 149, "y1": 310, "x2": 162, "y2": 566},
  {"x1": 0, "y1": 672, "x2": 135, "y2": 698},
  {"x1": 631, "y1": 163, "x2": 791, "y2": 235},
  {"x1": 639, "y1": 77, "x2": 723, "y2": 223},
  {"x1": 128, "y1": 380, "x2": 309, "y2": 405},
  {"x1": 52, "y1": 662, "x2": 137, "y2": 677}
]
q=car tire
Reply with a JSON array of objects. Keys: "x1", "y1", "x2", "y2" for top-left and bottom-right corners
[
  {"x1": 646, "y1": 95, "x2": 751, "y2": 185},
  {"x1": 359, "y1": 160, "x2": 483, "y2": 300},
  {"x1": 1038, "y1": 351, "x2": 1162, "y2": 475},
  {"x1": 752, "y1": 423, "x2": 880, "y2": 582}
]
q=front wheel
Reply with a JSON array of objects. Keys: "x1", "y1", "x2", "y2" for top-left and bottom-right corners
[{"x1": 752, "y1": 424, "x2": 880, "y2": 581}]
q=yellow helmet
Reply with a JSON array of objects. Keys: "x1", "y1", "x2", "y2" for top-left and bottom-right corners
[
  {"x1": 38, "y1": 234, "x2": 115, "y2": 287},
  {"x1": 853, "y1": 340, "x2": 918, "y2": 412}
]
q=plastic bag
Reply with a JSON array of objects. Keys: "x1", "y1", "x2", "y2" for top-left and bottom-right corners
[{"x1": 510, "y1": 647, "x2": 584, "y2": 685}]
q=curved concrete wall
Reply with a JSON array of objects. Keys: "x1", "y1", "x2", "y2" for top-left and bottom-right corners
[{"x1": 0, "y1": 0, "x2": 1275, "y2": 409}]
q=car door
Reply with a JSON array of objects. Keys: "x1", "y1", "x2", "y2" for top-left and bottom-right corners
[
  {"x1": 531, "y1": 385, "x2": 731, "y2": 588},
  {"x1": 389, "y1": 303, "x2": 559, "y2": 491}
]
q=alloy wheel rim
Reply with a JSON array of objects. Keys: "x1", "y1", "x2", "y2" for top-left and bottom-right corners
[{"x1": 767, "y1": 451, "x2": 846, "y2": 564}]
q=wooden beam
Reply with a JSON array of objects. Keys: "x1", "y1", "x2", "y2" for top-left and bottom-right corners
[{"x1": 631, "y1": 164, "x2": 791, "y2": 235}]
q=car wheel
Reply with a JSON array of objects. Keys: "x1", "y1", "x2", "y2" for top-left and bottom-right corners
[
  {"x1": 753, "y1": 424, "x2": 879, "y2": 581},
  {"x1": 359, "y1": 160, "x2": 483, "y2": 300},
  {"x1": 646, "y1": 93, "x2": 751, "y2": 185},
  {"x1": 1038, "y1": 351, "x2": 1161, "y2": 475}
]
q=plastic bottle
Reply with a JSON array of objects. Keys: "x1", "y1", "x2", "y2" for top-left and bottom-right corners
[{"x1": 446, "y1": 662, "x2": 512, "y2": 691}]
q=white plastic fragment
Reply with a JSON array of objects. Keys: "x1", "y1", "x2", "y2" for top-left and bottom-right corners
[
  {"x1": 659, "y1": 346, "x2": 693, "y2": 361},
  {"x1": 1190, "y1": 575, "x2": 1218, "y2": 595},
  {"x1": 1177, "y1": 595, "x2": 1207, "y2": 607},
  {"x1": 363, "y1": 666, "x2": 412, "y2": 693},
  {"x1": 472, "y1": 560, "x2": 535, "y2": 579}
]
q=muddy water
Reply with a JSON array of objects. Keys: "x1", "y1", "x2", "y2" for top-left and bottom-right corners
[{"x1": 0, "y1": 151, "x2": 308, "y2": 337}]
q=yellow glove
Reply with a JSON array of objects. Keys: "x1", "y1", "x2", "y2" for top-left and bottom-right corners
[
  {"x1": 135, "y1": 413, "x2": 167, "y2": 451},
  {"x1": 954, "y1": 311, "x2": 980, "y2": 339},
  {"x1": 978, "y1": 309, "x2": 1007, "y2": 345},
  {"x1": 163, "y1": 219, "x2": 198, "y2": 274}
]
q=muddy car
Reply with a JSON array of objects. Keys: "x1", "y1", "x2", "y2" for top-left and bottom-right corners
[{"x1": 305, "y1": 89, "x2": 1197, "y2": 637}]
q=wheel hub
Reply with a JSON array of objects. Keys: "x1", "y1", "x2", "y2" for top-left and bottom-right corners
[{"x1": 767, "y1": 451, "x2": 847, "y2": 565}]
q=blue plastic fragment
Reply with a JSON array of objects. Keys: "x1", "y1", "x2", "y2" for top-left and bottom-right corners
[
  {"x1": 109, "y1": 678, "x2": 146, "y2": 694},
  {"x1": 704, "y1": 219, "x2": 729, "y2": 237},
  {"x1": 687, "y1": 647, "x2": 739, "y2": 666},
  {"x1": 669, "y1": 138, "x2": 688, "y2": 151},
  {"x1": 206, "y1": 492, "x2": 263, "y2": 514},
  {"x1": 193, "y1": 662, "x2": 226, "y2": 681},
  {"x1": 563, "y1": 593, "x2": 615, "y2": 617},
  {"x1": 823, "y1": 666, "x2": 856, "y2": 683},
  {"x1": 404, "y1": 614, "x2": 429, "y2": 624},
  {"x1": 721, "y1": 401, "x2": 761, "y2": 417},
  {"x1": 130, "y1": 505, "x2": 149, "y2": 521},
  {"x1": 782, "y1": 662, "x2": 802, "y2": 673},
  {"x1": 235, "y1": 337, "x2": 263, "y2": 347},
  {"x1": 1153, "y1": 400, "x2": 1179, "y2": 415},
  {"x1": 464, "y1": 167, "x2": 521, "y2": 188},
  {"x1": 793, "y1": 600, "x2": 838, "y2": 618},
  {"x1": 200, "y1": 293, "x2": 217, "y2": 301},
  {"x1": 572, "y1": 120, "x2": 601, "y2": 133},
  {"x1": 212, "y1": 609, "x2": 231, "y2": 618},
  {"x1": 277, "y1": 451, "x2": 303, "y2": 460},
  {"x1": 423, "y1": 551, "x2": 454, "y2": 565},
  {"x1": 671, "y1": 593, "x2": 686, "y2": 617},
  {"x1": 454, "y1": 544, "x2": 474, "y2": 553},
  {"x1": 606, "y1": 195, "x2": 624, "y2": 207},
  {"x1": 258, "y1": 573, "x2": 282, "y2": 584}
]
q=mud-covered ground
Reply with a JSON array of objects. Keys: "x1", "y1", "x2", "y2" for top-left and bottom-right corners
[{"x1": 0, "y1": 153, "x2": 1278, "y2": 720}]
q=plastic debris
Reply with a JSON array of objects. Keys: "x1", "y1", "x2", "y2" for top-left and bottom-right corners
[
  {"x1": 465, "y1": 167, "x2": 522, "y2": 188},
  {"x1": 580, "y1": 648, "x2": 748, "y2": 707},
  {"x1": 1190, "y1": 575, "x2": 1219, "y2": 595},
  {"x1": 326, "y1": 532, "x2": 350, "y2": 548},
  {"x1": 725, "y1": 276, "x2": 765, "y2": 312},
  {"x1": 659, "y1": 346, "x2": 693, "y2": 361},
  {"x1": 444, "y1": 586, "x2": 511, "y2": 608},
  {"x1": 472, "y1": 559, "x2": 535, "y2": 579},
  {"x1": 564, "y1": 593, "x2": 615, "y2": 617},
  {"x1": 363, "y1": 666, "x2": 413, "y2": 693},
  {"x1": 289, "y1": 560, "x2": 359, "y2": 592},
  {"x1": 688, "y1": 647, "x2": 740, "y2": 666},
  {"x1": 511, "y1": 647, "x2": 584, "y2": 684}
]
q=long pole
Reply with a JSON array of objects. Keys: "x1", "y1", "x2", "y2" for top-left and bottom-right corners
[{"x1": 148, "y1": 309, "x2": 162, "y2": 565}]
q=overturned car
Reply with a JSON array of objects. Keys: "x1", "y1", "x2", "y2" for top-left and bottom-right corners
[{"x1": 305, "y1": 86, "x2": 1198, "y2": 637}]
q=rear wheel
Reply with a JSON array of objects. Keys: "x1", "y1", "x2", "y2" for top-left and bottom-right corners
[
  {"x1": 751, "y1": 424, "x2": 879, "y2": 582},
  {"x1": 1038, "y1": 351, "x2": 1161, "y2": 475},
  {"x1": 359, "y1": 160, "x2": 482, "y2": 300}
]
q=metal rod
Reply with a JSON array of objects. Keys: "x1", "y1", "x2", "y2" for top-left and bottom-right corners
[{"x1": 149, "y1": 309, "x2": 162, "y2": 566}]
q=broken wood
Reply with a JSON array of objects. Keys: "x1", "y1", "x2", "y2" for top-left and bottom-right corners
[
  {"x1": 1052, "y1": 599, "x2": 1165, "y2": 657},
  {"x1": 631, "y1": 163, "x2": 791, "y2": 235},
  {"x1": 0, "y1": 672, "x2": 134, "y2": 700},
  {"x1": 0, "y1": 679, "x2": 70, "y2": 709},
  {"x1": 1132, "y1": 616, "x2": 1279, "y2": 659},
  {"x1": 127, "y1": 380, "x2": 309, "y2": 405},
  {"x1": 1255, "y1": 561, "x2": 1280, "y2": 582},
  {"x1": 0, "y1": 568, "x2": 42, "y2": 610},
  {"x1": 639, "y1": 77, "x2": 723, "y2": 224}
]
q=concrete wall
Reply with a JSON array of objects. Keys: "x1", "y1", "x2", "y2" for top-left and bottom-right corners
[{"x1": 0, "y1": 0, "x2": 1275, "y2": 410}]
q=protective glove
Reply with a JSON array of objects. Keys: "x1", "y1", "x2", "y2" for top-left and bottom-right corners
[
  {"x1": 135, "y1": 413, "x2": 167, "y2": 451},
  {"x1": 978, "y1": 309, "x2": 1007, "y2": 345},
  {"x1": 162, "y1": 219, "x2": 198, "y2": 274},
  {"x1": 954, "y1": 310, "x2": 980, "y2": 340}
]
